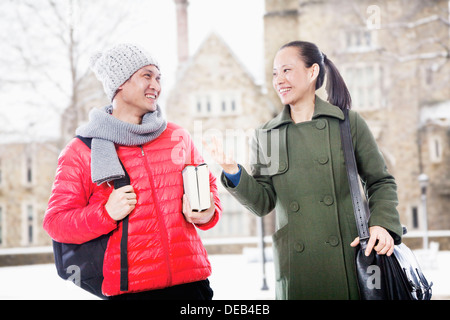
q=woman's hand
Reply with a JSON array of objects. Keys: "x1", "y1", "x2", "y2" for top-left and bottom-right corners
[
  {"x1": 350, "y1": 226, "x2": 395, "y2": 256},
  {"x1": 202, "y1": 136, "x2": 239, "y2": 174},
  {"x1": 182, "y1": 192, "x2": 216, "y2": 225}
]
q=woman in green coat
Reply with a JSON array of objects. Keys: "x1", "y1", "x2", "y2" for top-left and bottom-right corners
[{"x1": 207, "y1": 41, "x2": 403, "y2": 299}]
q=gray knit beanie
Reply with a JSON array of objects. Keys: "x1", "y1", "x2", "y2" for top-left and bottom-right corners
[{"x1": 89, "y1": 43, "x2": 159, "y2": 101}]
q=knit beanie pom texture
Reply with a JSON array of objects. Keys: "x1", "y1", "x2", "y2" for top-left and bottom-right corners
[{"x1": 89, "y1": 43, "x2": 159, "y2": 101}]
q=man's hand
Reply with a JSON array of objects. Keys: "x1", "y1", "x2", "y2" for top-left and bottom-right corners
[
  {"x1": 105, "y1": 185, "x2": 137, "y2": 221},
  {"x1": 182, "y1": 193, "x2": 215, "y2": 225}
]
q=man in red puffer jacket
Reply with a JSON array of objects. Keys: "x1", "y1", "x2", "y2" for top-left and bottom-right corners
[{"x1": 43, "y1": 43, "x2": 222, "y2": 299}]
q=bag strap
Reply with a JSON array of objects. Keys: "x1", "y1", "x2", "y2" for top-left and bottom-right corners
[
  {"x1": 76, "y1": 135, "x2": 130, "y2": 292},
  {"x1": 338, "y1": 110, "x2": 370, "y2": 242}
]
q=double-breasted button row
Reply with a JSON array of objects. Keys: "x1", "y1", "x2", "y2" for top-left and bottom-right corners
[
  {"x1": 294, "y1": 236, "x2": 340, "y2": 253},
  {"x1": 291, "y1": 197, "x2": 333, "y2": 211}
]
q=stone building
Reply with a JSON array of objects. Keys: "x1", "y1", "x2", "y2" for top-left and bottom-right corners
[
  {"x1": 0, "y1": 141, "x2": 59, "y2": 248},
  {"x1": 165, "y1": 29, "x2": 276, "y2": 239},
  {"x1": 263, "y1": 0, "x2": 450, "y2": 247},
  {"x1": 419, "y1": 102, "x2": 450, "y2": 230},
  {"x1": 0, "y1": 69, "x2": 106, "y2": 252}
]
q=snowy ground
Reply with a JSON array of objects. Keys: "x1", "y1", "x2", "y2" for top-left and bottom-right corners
[
  {"x1": 0, "y1": 249, "x2": 448, "y2": 300},
  {"x1": 0, "y1": 251, "x2": 275, "y2": 300}
]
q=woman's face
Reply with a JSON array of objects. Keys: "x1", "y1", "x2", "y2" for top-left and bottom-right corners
[{"x1": 272, "y1": 47, "x2": 318, "y2": 106}]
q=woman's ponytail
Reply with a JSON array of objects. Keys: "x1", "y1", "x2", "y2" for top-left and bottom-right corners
[
  {"x1": 279, "y1": 41, "x2": 352, "y2": 110},
  {"x1": 322, "y1": 55, "x2": 352, "y2": 110}
]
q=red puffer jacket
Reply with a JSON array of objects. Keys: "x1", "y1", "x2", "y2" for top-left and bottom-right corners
[{"x1": 43, "y1": 122, "x2": 222, "y2": 296}]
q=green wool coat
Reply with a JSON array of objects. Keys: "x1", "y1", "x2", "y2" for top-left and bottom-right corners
[{"x1": 221, "y1": 96, "x2": 403, "y2": 300}]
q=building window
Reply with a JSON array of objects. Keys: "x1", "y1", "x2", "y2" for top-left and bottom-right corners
[
  {"x1": 192, "y1": 92, "x2": 241, "y2": 117},
  {"x1": 23, "y1": 204, "x2": 35, "y2": 245},
  {"x1": 219, "y1": 95, "x2": 239, "y2": 115},
  {"x1": 344, "y1": 29, "x2": 377, "y2": 52},
  {"x1": 23, "y1": 153, "x2": 34, "y2": 186},
  {"x1": 27, "y1": 157, "x2": 32, "y2": 183},
  {"x1": 411, "y1": 206, "x2": 419, "y2": 230},
  {"x1": 429, "y1": 135, "x2": 443, "y2": 163},
  {"x1": 343, "y1": 64, "x2": 382, "y2": 110},
  {"x1": 27, "y1": 205, "x2": 33, "y2": 244},
  {"x1": 194, "y1": 95, "x2": 212, "y2": 115}
]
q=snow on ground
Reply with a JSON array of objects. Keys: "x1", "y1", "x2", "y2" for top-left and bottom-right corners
[
  {"x1": 0, "y1": 253, "x2": 274, "y2": 300},
  {"x1": 0, "y1": 250, "x2": 448, "y2": 300}
]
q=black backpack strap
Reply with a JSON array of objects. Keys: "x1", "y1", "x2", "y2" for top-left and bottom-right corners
[
  {"x1": 76, "y1": 135, "x2": 130, "y2": 292},
  {"x1": 75, "y1": 135, "x2": 92, "y2": 149},
  {"x1": 120, "y1": 217, "x2": 129, "y2": 291}
]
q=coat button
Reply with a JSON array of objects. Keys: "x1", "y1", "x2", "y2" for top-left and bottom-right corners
[
  {"x1": 315, "y1": 119, "x2": 326, "y2": 130},
  {"x1": 323, "y1": 195, "x2": 334, "y2": 206},
  {"x1": 289, "y1": 201, "x2": 300, "y2": 212},
  {"x1": 318, "y1": 156, "x2": 329, "y2": 164},
  {"x1": 294, "y1": 242, "x2": 305, "y2": 253},
  {"x1": 327, "y1": 236, "x2": 339, "y2": 247}
]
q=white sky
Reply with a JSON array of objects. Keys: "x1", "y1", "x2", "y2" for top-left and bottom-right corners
[
  {"x1": 111, "y1": 0, "x2": 265, "y2": 86},
  {"x1": 0, "y1": 0, "x2": 265, "y2": 142}
]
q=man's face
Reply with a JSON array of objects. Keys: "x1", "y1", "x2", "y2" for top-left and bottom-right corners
[{"x1": 117, "y1": 65, "x2": 161, "y2": 115}]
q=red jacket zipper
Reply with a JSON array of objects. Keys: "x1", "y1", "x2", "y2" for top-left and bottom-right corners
[{"x1": 139, "y1": 145, "x2": 173, "y2": 288}]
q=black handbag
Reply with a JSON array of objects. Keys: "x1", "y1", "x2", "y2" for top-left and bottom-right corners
[{"x1": 339, "y1": 109, "x2": 433, "y2": 300}]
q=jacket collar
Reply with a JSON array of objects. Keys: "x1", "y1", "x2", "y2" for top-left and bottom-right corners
[{"x1": 262, "y1": 95, "x2": 344, "y2": 130}]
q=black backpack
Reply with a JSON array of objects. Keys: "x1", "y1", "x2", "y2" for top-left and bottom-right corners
[{"x1": 52, "y1": 136, "x2": 130, "y2": 299}]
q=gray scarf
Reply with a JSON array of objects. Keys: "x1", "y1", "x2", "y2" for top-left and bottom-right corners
[{"x1": 76, "y1": 105, "x2": 167, "y2": 185}]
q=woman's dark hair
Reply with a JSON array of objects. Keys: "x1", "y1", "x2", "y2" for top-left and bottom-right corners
[{"x1": 279, "y1": 41, "x2": 352, "y2": 110}]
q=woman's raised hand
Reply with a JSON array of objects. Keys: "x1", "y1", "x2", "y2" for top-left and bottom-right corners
[{"x1": 203, "y1": 136, "x2": 239, "y2": 174}]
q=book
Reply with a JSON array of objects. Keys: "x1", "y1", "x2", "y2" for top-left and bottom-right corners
[{"x1": 182, "y1": 163, "x2": 211, "y2": 212}]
